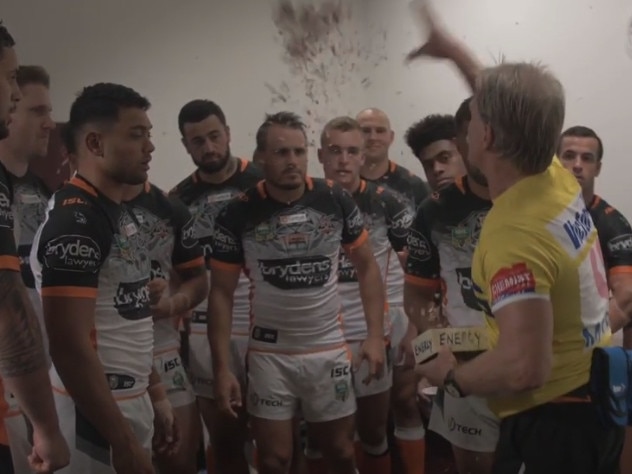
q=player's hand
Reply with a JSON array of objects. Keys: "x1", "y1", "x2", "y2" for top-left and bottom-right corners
[
  {"x1": 356, "y1": 336, "x2": 385, "y2": 384},
  {"x1": 414, "y1": 346, "x2": 457, "y2": 387},
  {"x1": 214, "y1": 369, "x2": 242, "y2": 418},
  {"x1": 150, "y1": 295, "x2": 174, "y2": 320},
  {"x1": 147, "y1": 278, "x2": 168, "y2": 305},
  {"x1": 396, "y1": 322, "x2": 419, "y2": 368},
  {"x1": 405, "y1": 0, "x2": 455, "y2": 63},
  {"x1": 152, "y1": 398, "x2": 181, "y2": 456},
  {"x1": 111, "y1": 438, "x2": 155, "y2": 474},
  {"x1": 28, "y1": 426, "x2": 70, "y2": 473}
]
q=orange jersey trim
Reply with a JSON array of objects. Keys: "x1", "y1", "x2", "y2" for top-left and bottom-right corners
[
  {"x1": 404, "y1": 274, "x2": 441, "y2": 290},
  {"x1": 0, "y1": 255, "x2": 20, "y2": 272},
  {"x1": 41, "y1": 286, "x2": 98, "y2": 298},
  {"x1": 343, "y1": 229, "x2": 369, "y2": 253},
  {"x1": 174, "y1": 256, "x2": 205, "y2": 271},
  {"x1": 609, "y1": 266, "x2": 632, "y2": 277}
]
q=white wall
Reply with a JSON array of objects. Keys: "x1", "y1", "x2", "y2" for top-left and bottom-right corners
[
  {"x1": 3, "y1": 0, "x2": 372, "y2": 187},
  {"x1": 4, "y1": 0, "x2": 632, "y2": 217},
  {"x1": 366, "y1": 0, "x2": 632, "y2": 218}
]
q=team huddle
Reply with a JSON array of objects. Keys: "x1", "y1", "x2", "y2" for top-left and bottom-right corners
[{"x1": 0, "y1": 2, "x2": 631, "y2": 474}]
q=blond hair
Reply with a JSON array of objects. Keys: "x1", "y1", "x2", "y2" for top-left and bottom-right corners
[{"x1": 476, "y1": 62, "x2": 565, "y2": 174}]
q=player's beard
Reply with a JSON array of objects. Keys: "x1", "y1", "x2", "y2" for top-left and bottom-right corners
[{"x1": 194, "y1": 148, "x2": 231, "y2": 174}]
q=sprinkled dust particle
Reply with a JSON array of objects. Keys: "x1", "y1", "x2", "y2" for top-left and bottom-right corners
[{"x1": 268, "y1": 0, "x2": 390, "y2": 136}]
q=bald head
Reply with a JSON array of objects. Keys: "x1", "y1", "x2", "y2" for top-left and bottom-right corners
[{"x1": 356, "y1": 108, "x2": 394, "y2": 164}]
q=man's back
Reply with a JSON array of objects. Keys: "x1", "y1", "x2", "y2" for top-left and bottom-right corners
[{"x1": 472, "y1": 158, "x2": 610, "y2": 417}]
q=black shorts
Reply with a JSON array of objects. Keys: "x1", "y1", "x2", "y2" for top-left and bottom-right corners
[
  {"x1": 493, "y1": 401, "x2": 624, "y2": 474},
  {"x1": 0, "y1": 443, "x2": 14, "y2": 474}
]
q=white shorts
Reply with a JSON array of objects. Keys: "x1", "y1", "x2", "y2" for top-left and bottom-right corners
[
  {"x1": 189, "y1": 330, "x2": 248, "y2": 399},
  {"x1": 429, "y1": 390, "x2": 500, "y2": 453},
  {"x1": 388, "y1": 306, "x2": 410, "y2": 366},
  {"x1": 153, "y1": 348, "x2": 195, "y2": 408},
  {"x1": 348, "y1": 340, "x2": 393, "y2": 397},
  {"x1": 247, "y1": 346, "x2": 356, "y2": 423},
  {"x1": 53, "y1": 391, "x2": 153, "y2": 473}
]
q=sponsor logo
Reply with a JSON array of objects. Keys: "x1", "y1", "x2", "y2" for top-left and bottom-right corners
[
  {"x1": 162, "y1": 356, "x2": 181, "y2": 373},
  {"x1": 490, "y1": 263, "x2": 536, "y2": 306},
  {"x1": 0, "y1": 186, "x2": 13, "y2": 229},
  {"x1": 207, "y1": 192, "x2": 233, "y2": 203},
  {"x1": 334, "y1": 380, "x2": 350, "y2": 402},
  {"x1": 106, "y1": 374, "x2": 136, "y2": 391},
  {"x1": 280, "y1": 233, "x2": 309, "y2": 251},
  {"x1": 74, "y1": 212, "x2": 87, "y2": 225},
  {"x1": 113, "y1": 279, "x2": 152, "y2": 320},
  {"x1": 338, "y1": 253, "x2": 357, "y2": 283},
  {"x1": 255, "y1": 223, "x2": 275, "y2": 242},
  {"x1": 191, "y1": 310, "x2": 207, "y2": 324},
  {"x1": 150, "y1": 260, "x2": 166, "y2": 280},
  {"x1": 390, "y1": 209, "x2": 413, "y2": 233},
  {"x1": 607, "y1": 234, "x2": 632, "y2": 253},
  {"x1": 448, "y1": 417, "x2": 482, "y2": 436},
  {"x1": 180, "y1": 217, "x2": 198, "y2": 249},
  {"x1": 259, "y1": 256, "x2": 331, "y2": 290},
  {"x1": 330, "y1": 364, "x2": 351, "y2": 378},
  {"x1": 249, "y1": 392, "x2": 283, "y2": 407},
  {"x1": 279, "y1": 213, "x2": 308, "y2": 225},
  {"x1": 456, "y1": 267, "x2": 481, "y2": 311},
  {"x1": 563, "y1": 208, "x2": 593, "y2": 250},
  {"x1": 44, "y1": 235, "x2": 102, "y2": 272},
  {"x1": 407, "y1": 230, "x2": 432, "y2": 262},
  {"x1": 251, "y1": 326, "x2": 278, "y2": 344},
  {"x1": 171, "y1": 370, "x2": 186, "y2": 392},
  {"x1": 213, "y1": 227, "x2": 240, "y2": 254},
  {"x1": 346, "y1": 207, "x2": 365, "y2": 233},
  {"x1": 582, "y1": 317, "x2": 610, "y2": 348}
]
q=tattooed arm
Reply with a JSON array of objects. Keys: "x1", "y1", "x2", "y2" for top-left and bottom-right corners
[
  {"x1": 0, "y1": 270, "x2": 62, "y2": 432},
  {"x1": 0, "y1": 164, "x2": 69, "y2": 470}
]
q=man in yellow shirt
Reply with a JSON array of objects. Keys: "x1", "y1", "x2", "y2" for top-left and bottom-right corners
[{"x1": 409, "y1": 2, "x2": 624, "y2": 472}]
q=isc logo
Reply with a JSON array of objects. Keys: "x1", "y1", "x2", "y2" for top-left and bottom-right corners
[{"x1": 330, "y1": 365, "x2": 350, "y2": 378}]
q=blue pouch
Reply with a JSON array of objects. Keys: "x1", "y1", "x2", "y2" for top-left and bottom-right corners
[{"x1": 589, "y1": 346, "x2": 630, "y2": 426}]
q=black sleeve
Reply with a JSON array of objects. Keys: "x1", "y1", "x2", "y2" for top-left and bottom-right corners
[
  {"x1": 0, "y1": 167, "x2": 18, "y2": 271},
  {"x1": 600, "y1": 208, "x2": 632, "y2": 272},
  {"x1": 412, "y1": 177, "x2": 431, "y2": 209},
  {"x1": 336, "y1": 186, "x2": 368, "y2": 248},
  {"x1": 405, "y1": 198, "x2": 441, "y2": 288},
  {"x1": 37, "y1": 202, "x2": 111, "y2": 298},
  {"x1": 379, "y1": 187, "x2": 413, "y2": 252},
  {"x1": 209, "y1": 201, "x2": 244, "y2": 269},
  {"x1": 169, "y1": 196, "x2": 205, "y2": 271}
]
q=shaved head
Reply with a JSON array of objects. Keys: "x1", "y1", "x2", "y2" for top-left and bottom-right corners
[
  {"x1": 356, "y1": 108, "x2": 392, "y2": 128},
  {"x1": 356, "y1": 107, "x2": 394, "y2": 165}
]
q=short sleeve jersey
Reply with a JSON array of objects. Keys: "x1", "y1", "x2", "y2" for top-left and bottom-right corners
[
  {"x1": 587, "y1": 195, "x2": 632, "y2": 277},
  {"x1": 339, "y1": 180, "x2": 411, "y2": 341},
  {"x1": 363, "y1": 161, "x2": 430, "y2": 306},
  {"x1": 405, "y1": 176, "x2": 492, "y2": 327},
  {"x1": 0, "y1": 162, "x2": 19, "y2": 272},
  {"x1": 471, "y1": 159, "x2": 610, "y2": 418},
  {"x1": 12, "y1": 171, "x2": 51, "y2": 312},
  {"x1": 210, "y1": 178, "x2": 368, "y2": 352},
  {"x1": 31, "y1": 176, "x2": 154, "y2": 398},
  {"x1": 169, "y1": 158, "x2": 262, "y2": 337},
  {"x1": 125, "y1": 182, "x2": 205, "y2": 352}
]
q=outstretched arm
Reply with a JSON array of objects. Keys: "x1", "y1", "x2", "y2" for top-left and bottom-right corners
[{"x1": 406, "y1": 0, "x2": 483, "y2": 91}]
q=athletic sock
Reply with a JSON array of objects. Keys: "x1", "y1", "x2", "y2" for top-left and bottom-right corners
[{"x1": 394, "y1": 425, "x2": 426, "y2": 474}]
